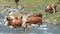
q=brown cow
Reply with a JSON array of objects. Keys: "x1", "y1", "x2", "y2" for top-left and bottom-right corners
[
  {"x1": 8, "y1": 19, "x2": 27, "y2": 31},
  {"x1": 4, "y1": 16, "x2": 27, "y2": 31},
  {"x1": 4, "y1": 15, "x2": 16, "y2": 26},
  {"x1": 26, "y1": 17, "x2": 42, "y2": 26},
  {"x1": 45, "y1": 3, "x2": 57, "y2": 14},
  {"x1": 4, "y1": 14, "x2": 23, "y2": 26},
  {"x1": 28, "y1": 13, "x2": 42, "y2": 18},
  {"x1": 4, "y1": 14, "x2": 28, "y2": 31}
]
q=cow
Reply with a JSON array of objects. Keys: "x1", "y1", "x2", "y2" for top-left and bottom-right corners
[
  {"x1": 26, "y1": 17, "x2": 42, "y2": 27},
  {"x1": 4, "y1": 14, "x2": 23, "y2": 26},
  {"x1": 4, "y1": 15, "x2": 27, "y2": 31},
  {"x1": 8, "y1": 19, "x2": 27, "y2": 31},
  {"x1": 28, "y1": 13, "x2": 42, "y2": 18},
  {"x1": 45, "y1": 3, "x2": 57, "y2": 14}
]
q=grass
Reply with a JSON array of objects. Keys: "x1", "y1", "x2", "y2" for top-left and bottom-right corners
[{"x1": 0, "y1": 0, "x2": 60, "y2": 25}]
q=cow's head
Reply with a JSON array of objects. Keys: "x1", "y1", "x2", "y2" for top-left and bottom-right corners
[{"x1": 4, "y1": 16, "x2": 15, "y2": 26}]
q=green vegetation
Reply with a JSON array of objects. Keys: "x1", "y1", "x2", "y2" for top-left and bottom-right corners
[{"x1": 0, "y1": 0, "x2": 60, "y2": 25}]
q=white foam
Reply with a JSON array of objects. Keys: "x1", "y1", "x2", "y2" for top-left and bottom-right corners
[
  {"x1": 49, "y1": 33, "x2": 53, "y2": 34},
  {"x1": 29, "y1": 33, "x2": 37, "y2": 34},
  {"x1": 31, "y1": 24, "x2": 38, "y2": 26},
  {"x1": 37, "y1": 28, "x2": 48, "y2": 30},
  {"x1": 40, "y1": 24, "x2": 47, "y2": 27},
  {"x1": 44, "y1": 31, "x2": 53, "y2": 34},
  {"x1": 9, "y1": 26, "x2": 13, "y2": 29},
  {"x1": 43, "y1": 28, "x2": 48, "y2": 30}
]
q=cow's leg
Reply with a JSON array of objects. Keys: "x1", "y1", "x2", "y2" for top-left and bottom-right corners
[
  {"x1": 23, "y1": 27, "x2": 26, "y2": 32},
  {"x1": 13, "y1": 26, "x2": 17, "y2": 31},
  {"x1": 38, "y1": 22, "x2": 42, "y2": 27},
  {"x1": 22, "y1": 23, "x2": 27, "y2": 32},
  {"x1": 38, "y1": 23, "x2": 41, "y2": 27},
  {"x1": 40, "y1": 22, "x2": 42, "y2": 25},
  {"x1": 28, "y1": 23, "x2": 31, "y2": 26},
  {"x1": 26, "y1": 21, "x2": 31, "y2": 26},
  {"x1": 55, "y1": 8, "x2": 57, "y2": 12},
  {"x1": 10, "y1": 25, "x2": 17, "y2": 31},
  {"x1": 14, "y1": 28, "x2": 16, "y2": 31},
  {"x1": 52, "y1": 7, "x2": 55, "y2": 14}
]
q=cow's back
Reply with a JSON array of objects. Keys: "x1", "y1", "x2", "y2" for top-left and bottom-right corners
[
  {"x1": 28, "y1": 13, "x2": 42, "y2": 18},
  {"x1": 27, "y1": 17, "x2": 42, "y2": 24},
  {"x1": 15, "y1": 19, "x2": 22, "y2": 26}
]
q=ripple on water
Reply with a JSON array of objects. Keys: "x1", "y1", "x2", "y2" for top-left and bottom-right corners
[{"x1": 29, "y1": 33, "x2": 37, "y2": 34}]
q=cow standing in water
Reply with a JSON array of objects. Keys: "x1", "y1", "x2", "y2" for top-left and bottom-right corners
[
  {"x1": 26, "y1": 17, "x2": 42, "y2": 26},
  {"x1": 45, "y1": 3, "x2": 57, "y2": 14},
  {"x1": 4, "y1": 14, "x2": 27, "y2": 31},
  {"x1": 14, "y1": 0, "x2": 19, "y2": 8},
  {"x1": 25, "y1": 13, "x2": 42, "y2": 27}
]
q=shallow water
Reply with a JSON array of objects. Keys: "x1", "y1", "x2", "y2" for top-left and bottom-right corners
[{"x1": 0, "y1": 14, "x2": 60, "y2": 34}]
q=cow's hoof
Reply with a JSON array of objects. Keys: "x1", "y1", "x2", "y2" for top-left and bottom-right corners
[
  {"x1": 14, "y1": 29, "x2": 16, "y2": 31},
  {"x1": 23, "y1": 28, "x2": 26, "y2": 32}
]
